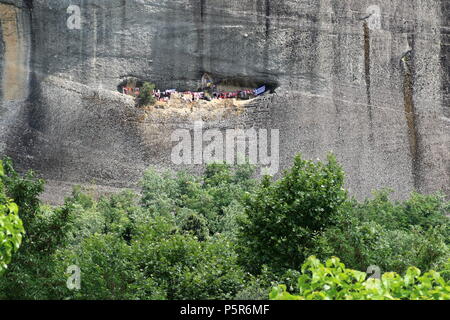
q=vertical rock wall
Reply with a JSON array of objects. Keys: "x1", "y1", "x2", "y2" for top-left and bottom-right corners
[
  {"x1": 0, "y1": 0, "x2": 448, "y2": 201},
  {"x1": 0, "y1": 0, "x2": 31, "y2": 154}
]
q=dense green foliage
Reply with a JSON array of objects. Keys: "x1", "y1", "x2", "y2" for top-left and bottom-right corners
[
  {"x1": 0, "y1": 155, "x2": 448, "y2": 300},
  {"x1": 308, "y1": 191, "x2": 450, "y2": 275},
  {"x1": 270, "y1": 256, "x2": 450, "y2": 300},
  {"x1": 238, "y1": 154, "x2": 347, "y2": 273},
  {"x1": 0, "y1": 162, "x2": 24, "y2": 274},
  {"x1": 0, "y1": 158, "x2": 71, "y2": 299}
]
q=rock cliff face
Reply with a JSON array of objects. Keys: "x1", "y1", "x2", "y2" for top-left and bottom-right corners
[{"x1": 0, "y1": 0, "x2": 448, "y2": 202}]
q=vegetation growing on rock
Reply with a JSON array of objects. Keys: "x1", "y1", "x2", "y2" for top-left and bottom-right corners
[{"x1": 138, "y1": 82, "x2": 156, "y2": 106}]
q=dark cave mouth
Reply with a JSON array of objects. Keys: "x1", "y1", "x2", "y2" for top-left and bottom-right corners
[
  {"x1": 117, "y1": 74, "x2": 279, "y2": 97},
  {"x1": 207, "y1": 74, "x2": 279, "y2": 94}
]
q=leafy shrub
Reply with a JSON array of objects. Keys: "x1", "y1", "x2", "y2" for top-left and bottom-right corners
[
  {"x1": 67, "y1": 185, "x2": 95, "y2": 210},
  {"x1": 141, "y1": 164, "x2": 256, "y2": 237},
  {"x1": 233, "y1": 278, "x2": 270, "y2": 300},
  {"x1": 176, "y1": 208, "x2": 210, "y2": 241},
  {"x1": 132, "y1": 218, "x2": 245, "y2": 299},
  {"x1": 140, "y1": 168, "x2": 183, "y2": 216},
  {"x1": 0, "y1": 155, "x2": 448, "y2": 300},
  {"x1": 270, "y1": 256, "x2": 450, "y2": 300},
  {"x1": 0, "y1": 158, "x2": 72, "y2": 299},
  {"x1": 0, "y1": 161, "x2": 25, "y2": 274},
  {"x1": 52, "y1": 191, "x2": 245, "y2": 300},
  {"x1": 0, "y1": 157, "x2": 44, "y2": 226},
  {"x1": 310, "y1": 221, "x2": 449, "y2": 275},
  {"x1": 138, "y1": 82, "x2": 156, "y2": 106},
  {"x1": 54, "y1": 234, "x2": 164, "y2": 300},
  {"x1": 238, "y1": 154, "x2": 348, "y2": 274},
  {"x1": 351, "y1": 190, "x2": 449, "y2": 240},
  {"x1": 309, "y1": 191, "x2": 450, "y2": 274}
]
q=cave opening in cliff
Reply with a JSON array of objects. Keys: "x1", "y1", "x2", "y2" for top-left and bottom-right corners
[
  {"x1": 117, "y1": 74, "x2": 278, "y2": 109},
  {"x1": 214, "y1": 77, "x2": 278, "y2": 95},
  {"x1": 118, "y1": 75, "x2": 278, "y2": 95}
]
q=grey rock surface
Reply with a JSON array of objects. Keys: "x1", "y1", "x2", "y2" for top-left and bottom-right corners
[{"x1": 0, "y1": 0, "x2": 448, "y2": 203}]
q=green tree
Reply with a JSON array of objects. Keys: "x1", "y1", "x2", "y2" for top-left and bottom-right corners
[
  {"x1": 0, "y1": 158, "x2": 73, "y2": 299},
  {"x1": 54, "y1": 234, "x2": 164, "y2": 300},
  {"x1": 1, "y1": 154, "x2": 448, "y2": 301},
  {"x1": 138, "y1": 82, "x2": 156, "y2": 106},
  {"x1": 238, "y1": 154, "x2": 348, "y2": 273},
  {"x1": 309, "y1": 190, "x2": 449, "y2": 274},
  {"x1": 132, "y1": 217, "x2": 245, "y2": 299},
  {"x1": 350, "y1": 190, "x2": 449, "y2": 239},
  {"x1": 140, "y1": 164, "x2": 256, "y2": 238}
]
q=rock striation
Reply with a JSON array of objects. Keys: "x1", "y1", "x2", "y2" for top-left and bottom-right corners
[{"x1": 0, "y1": 0, "x2": 448, "y2": 202}]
